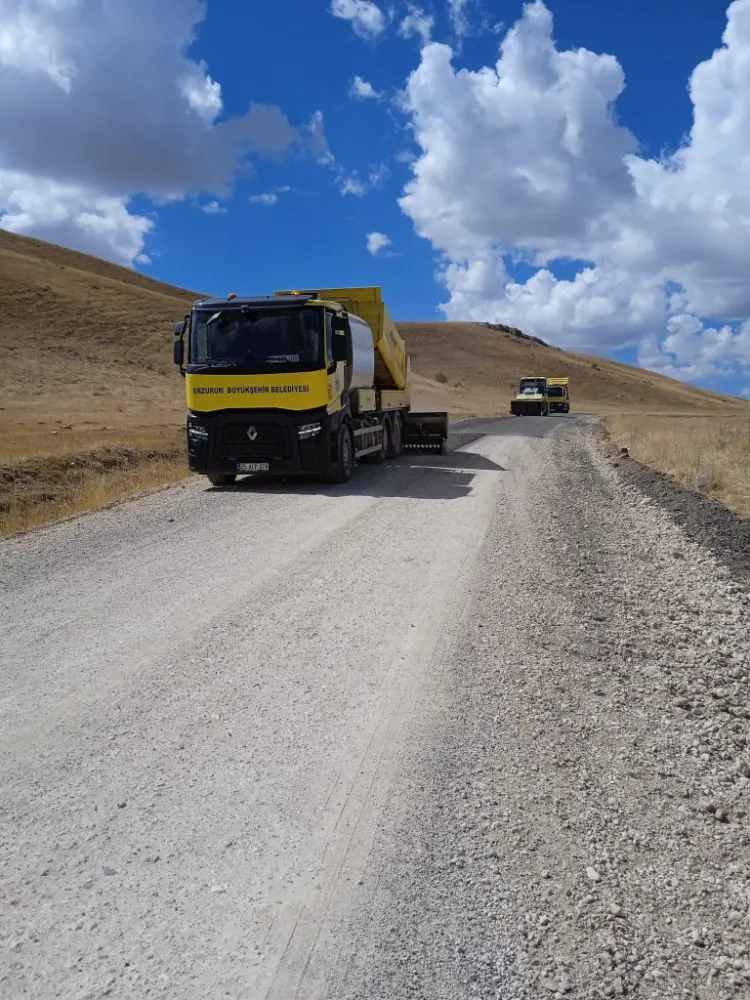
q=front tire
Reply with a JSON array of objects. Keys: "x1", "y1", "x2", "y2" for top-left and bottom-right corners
[
  {"x1": 324, "y1": 424, "x2": 354, "y2": 483},
  {"x1": 207, "y1": 473, "x2": 236, "y2": 487}
]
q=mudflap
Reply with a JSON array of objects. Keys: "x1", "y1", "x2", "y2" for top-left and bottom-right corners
[{"x1": 402, "y1": 411, "x2": 449, "y2": 452}]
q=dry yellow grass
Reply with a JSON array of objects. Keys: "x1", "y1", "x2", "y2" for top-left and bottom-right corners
[
  {"x1": 2, "y1": 228, "x2": 749, "y2": 533},
  {"x1": 607, "y1": 414, "x2": 750, "y2": 519},
  {"x1": 0, "y1": 425, "x2": 190, "y2": 536},
  {"x1": 0, "y1": 451, "x2": 191, "y2": 537}
]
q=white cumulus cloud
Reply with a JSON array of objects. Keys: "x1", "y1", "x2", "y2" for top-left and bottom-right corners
[
  {"x1": 399, "y1": 6, "x2": 434, "y2": 45},
  {"x1": 448, "y1": 0, "x2": 471, "y2": 38},
  {"x1": 367, "y1": 231, "x2": 392, "y2": 255},
  {"x1": 398, "y1": 0, "x2": 750, "y2": 385},
  {"x1": 337, "y1": 160, "x2": 390, "y2": 197},
  {"x1": 331, "y1": 0, "x2": 386, "y2": 38},
  {"x1": 637, "y1": 316, "x2": 750, "y2": 382},
  {"x1": 307, "y1": 110, "x2": 334, "y2": 165},
  {"x1": 339, "y1": 173, "x2": 368, "y2": 197},
  {"x1": 0, "y1": 170, "x2": 153, "y2": 266},
  {"x1": 0, "y1": 0, "x2": 304, "y2": 265},
  {"x1": 349, "y1": 75, "x2": 381, "y2": 99},
  {"x1": 249, "y1": 192, "x2": 279, "y2": 206}
]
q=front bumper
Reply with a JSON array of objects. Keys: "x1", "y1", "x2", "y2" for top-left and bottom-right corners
[
  {"x1": 510, "y1": 400, "x2": 545, "y2": 415},
  {"x1": 186, "y1": 408, "x2": 333, "y2": 476}
]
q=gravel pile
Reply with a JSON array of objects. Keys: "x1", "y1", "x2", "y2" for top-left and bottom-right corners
[{"x1": 332, "y1": 420, "x2": 750, "y2": 999}]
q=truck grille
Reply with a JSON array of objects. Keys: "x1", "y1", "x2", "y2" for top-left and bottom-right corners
[{"x1": 221, "y1": 424, "x2": 284, "y2": 460}]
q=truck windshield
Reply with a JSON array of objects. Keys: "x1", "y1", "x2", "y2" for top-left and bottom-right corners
[
  {"x1": 547, "y1": 387, "x2": 565, "y2": 398},
  {"x1": 189, "y1": 307, "x2": 323, "y2": 373}
]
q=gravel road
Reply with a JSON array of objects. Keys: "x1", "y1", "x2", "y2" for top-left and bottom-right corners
[{"x1": 2, "y1": 416, "x2": 748, "y2": 1000}]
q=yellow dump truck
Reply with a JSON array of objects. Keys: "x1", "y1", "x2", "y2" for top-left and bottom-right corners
[
  {"x1": 510, "y1": 377, "x2": 549, "y2": 416},
  {"x1": 173, "y1": 286, "x2": 448, "y2": 485},
  {"x1": 546, "y1": 377, "x2": 570, "y2": 413}
]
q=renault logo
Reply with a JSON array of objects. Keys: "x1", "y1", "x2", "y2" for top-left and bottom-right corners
[{"x1": 247, "y1": 426, "x2": 258, "y2": 441}]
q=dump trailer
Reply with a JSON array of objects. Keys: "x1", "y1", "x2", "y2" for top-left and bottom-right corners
[
  {"x1": 172, "y1": 286, "x2": 448, "y2": 486},
  {"x1": 546, "y1": 377, "x2": 570, "y2": 413},
  {"x1": 510, "y1": 376, "x2": 549, "y2": 416}
]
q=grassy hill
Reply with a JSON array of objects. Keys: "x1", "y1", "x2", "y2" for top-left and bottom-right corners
[
  {"x1": 1, "y1": 229, "x2": 747, "y2": 532},
  {"x1": 402, "y1": 322, "x2": 747, "y2": 418}
]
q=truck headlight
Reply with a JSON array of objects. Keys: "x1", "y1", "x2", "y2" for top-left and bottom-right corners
[
  {"x1": 297, "y1": 422, "x2": 321, "y2": 440},
  {"x1": 188, "y1": 421, "x2": 209, "y2": 441}
]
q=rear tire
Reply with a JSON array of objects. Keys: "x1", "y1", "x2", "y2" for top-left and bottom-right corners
[
  {"x1": 207, "y1": 473, "x2": 236, "y2": 487},
  {"x1": 324, "y1": 424, "x2": 354, "y2": 483},
  {"x1": 386, "y1": 413, "x2": 403, "y2": 458}
]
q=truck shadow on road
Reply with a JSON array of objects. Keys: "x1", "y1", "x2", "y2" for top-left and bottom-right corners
[{"x1": 206, "y1": 449, "x2": 506, "y2": 502}]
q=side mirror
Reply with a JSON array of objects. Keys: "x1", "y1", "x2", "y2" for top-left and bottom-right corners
[
  {"x1": 331, "y1": 334, "x2": 347, "y2": 364},
  {"x1": 173, "y1": 339, "x2": 184, "y2": 366},
  {"x1": 174, "y1": 321, "x2": 186, "y2": 337}
]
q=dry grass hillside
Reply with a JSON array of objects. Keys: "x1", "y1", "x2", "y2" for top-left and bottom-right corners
[
  {"x1": 0, "y1": 230, "x2": 200, "y2": 533},
  {"x1": 1, "y1": 229, "x2": 748, "y2": 533},
  {"x1": 401, "y1": 321, "x2": 748, "y2": 418}
]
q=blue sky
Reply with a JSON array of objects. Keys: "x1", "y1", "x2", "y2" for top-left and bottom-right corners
[
  {"x1": 2, "y1": 0, "x2": 750, "y2": 398},
  {"x1": 152, "y1": 0, "x2": 724, "y2": 307}
]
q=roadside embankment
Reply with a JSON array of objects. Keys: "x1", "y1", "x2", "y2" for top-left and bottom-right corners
[
  {"x1": 0, "y1": 429, "x2": 189, "y2": 536},
  {"x1": 606, "y1": 414, "x2": 750, "y2": 519}
]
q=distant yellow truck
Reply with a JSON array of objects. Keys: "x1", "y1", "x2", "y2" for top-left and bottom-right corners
[{"x1": 546, "y1": 377, "x2": 570, "y2": 414}]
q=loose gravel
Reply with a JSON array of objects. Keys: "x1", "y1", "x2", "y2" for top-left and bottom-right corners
[
  {"x1": 327, "y1": 419, "x2": 750, "y2": 999},
  {"x1": 607, "y1": 432, "x2": 750, "y2": 585},
  {"x1": 2, "y1": 417, "x2": 748, "y2": 999}
]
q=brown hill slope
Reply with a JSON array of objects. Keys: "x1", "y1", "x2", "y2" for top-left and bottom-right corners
[
  {"x1": 1, "y1": 228, "x2": 747, "y2": 532},
  {"x1": 2, "y1": 228, "x2": 746, "y2": 441},
  {"x1": 401, "y1": 322, "x2": 748, "y2": 418},
  {"x1": 1, "y1": 229, "x2": 199, "y2": 451}
]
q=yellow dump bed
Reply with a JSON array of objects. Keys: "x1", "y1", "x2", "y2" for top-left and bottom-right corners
[
  {"x1": 547, "y1": 377, "x2": 569, "y2": 387},
  {"x1": 275, "y1": 286, "x2": 408, "y2": 391}
]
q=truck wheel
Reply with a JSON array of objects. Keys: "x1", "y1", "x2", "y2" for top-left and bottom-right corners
[
  {"x1": 324, "y1": 424, "x2": 354, "y2": 483},
  {"x1": 386, "y1": 413, "x2": 403, "y2": 458},
  {"x1": 207, "y1": 473, "x2": 236, "y2": 487}
]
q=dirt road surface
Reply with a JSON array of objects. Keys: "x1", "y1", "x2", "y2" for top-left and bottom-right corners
[{"x1": 2, "y1": 417, "x2": 749, "y2": 1000}]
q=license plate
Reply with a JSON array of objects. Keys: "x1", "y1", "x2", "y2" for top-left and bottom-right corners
[{"x1": 237, "y1": 462, "x2": 270, "y2": 473}]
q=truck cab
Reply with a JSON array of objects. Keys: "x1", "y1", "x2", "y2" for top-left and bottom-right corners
[
  {"x1": 173, "y1": 287, "x2": 447, "y2": 486},
  {"x1": 546, "y1": 377, "x2": 570, "y2": 414}
]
